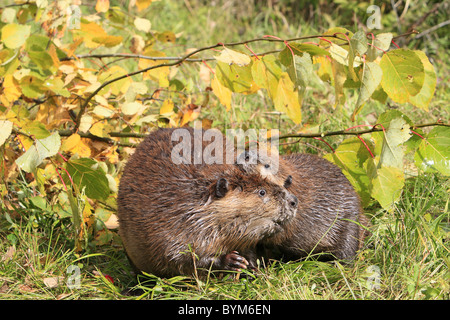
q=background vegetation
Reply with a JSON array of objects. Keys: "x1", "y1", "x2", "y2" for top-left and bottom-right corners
[{"x1": 0, "y1": 0, "x2": 448, "y2": 299}]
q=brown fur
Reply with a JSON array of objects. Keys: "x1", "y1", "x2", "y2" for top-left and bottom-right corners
[
  {"x1": 238, "y1": 150, "x2": 370, "y2": 261},
  {"x1": 117, "y1": 128, "x2": 298, "y2": 277}
]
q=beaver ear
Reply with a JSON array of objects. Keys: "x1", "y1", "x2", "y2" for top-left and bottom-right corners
[
  {"x1": 215, "y1": 178, "x2": 229, "y2": 198},
  {"x1": 284, "y1": 175, "x2": 293, "y2": 188}
]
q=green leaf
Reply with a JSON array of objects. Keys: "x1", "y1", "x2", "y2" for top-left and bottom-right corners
[
  {"x1": 380, "y1": 49, "x2": 425, "y2": 104},
  {"x1": 367, "y1": 33, "x2": 393, "y2": 62},
  {"x1": 15, "y1": 132, "x2": 61, "y2": 173},
  {"x1": 289, "y1": 53, "x2": 313, "y2": 89},
  {"x1": 324, "y1": 137, "x2": 373, "y2": 206},
  {"x1": 251, "y1": 55, "x2": 282, "y2": 99},
  {"x1": 215, "y1": 60, "x2": 254, "y2": 93},
  {"x1": 329, "y1": 43, "x2": 363, "y2": 67},
  {"x1": 408, "y1": 50, "x2": 437, "y2": 111},
  {"x1": 348, "y1": 30, "x2": 369, "y2": 81},
  {"x1": 0, "y1": 120, "x2": 13, "y2": 146},
  {"x1": 368, "y1": 163, "x2": 404, "y2": 210},
  {"x1": 273, "y1": 73, "x2": 302, "y2": 124},
  {"x1": 414, "y1": 126, "x2": 450, "y2": 176},
  {"x1": 379, "y1": 117, "x2": 411, "y2": 169},
  {"x1": 289, "y1": 43, "x2": 329, "y2": 57},
  {"x1": 65, "y1": 158, "x2": 110, "y2": 200},
  {"x1": 352, "y1": 61, "x2": 382, "y2": 120},
  {"x1": 1, "y1": 23, "x2": 31, "y2": 49},
  {"x1": 371, "y1": 110, "x2": 413, "y2": 155}
]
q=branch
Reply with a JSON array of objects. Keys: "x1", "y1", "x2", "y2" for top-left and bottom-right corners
[
  {"x1": 72, "y1": 34, "x2": 342, "y2": 132},
  {"x1": 275, "y1": 122, "x2": 449, "y2": 141}
]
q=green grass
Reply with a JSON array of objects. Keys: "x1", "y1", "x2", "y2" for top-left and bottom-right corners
[{"x1": 1, "y1": 173, "x2": 448, "y2": 300}]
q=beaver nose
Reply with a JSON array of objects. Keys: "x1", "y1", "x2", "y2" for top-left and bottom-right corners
[{"x1": 288, "y1": 194, "x2": 298, "y2": 208}]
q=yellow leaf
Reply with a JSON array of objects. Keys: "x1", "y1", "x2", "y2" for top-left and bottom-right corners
[
  {"x1": 134, "y1": 17, "x2": 151, "y2": 33},
  {"x1": 160, "y1": 99, "x2": 174, "y2": 115},
  {"x1": 92, "y1": 35, "x2": 123, "y2": 48},
  {"x1": 2, "y1": 75, "x2": 21, "y2": 104},
  {"x1": 61, "y1": 134, "x2": 92, "y2": 157},
  {"x1": 1, "y1": 23, "x2": 30, "y2": 49},
  {"x1": 61, "y1": 134, "x2": 81, "y2": 152},
  {"x1": 211, "y1": 76, "x2": 232, "y2": 111},
  {"x1": 139, "y1": 49, "x2": 169, "y2": 86},
  {"x1": 215, "y1": 48, "x2": 251, "y2": 67},
  {"x1": 273, "y1": 73, "x2": 302, "y2": 124},
  {"x1": 136, "y1": 0, "x2": 153, "y2": 12},
  {"x1": 95, "y1": 0, "x2": 110, "y2": 13},
  {"x1": 90, "y1": 120, "x2": 110, "y2": 138}
]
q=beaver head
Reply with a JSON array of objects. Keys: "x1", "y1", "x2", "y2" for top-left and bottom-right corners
[{"x1": 202, "y1": 173, "x2": 298, "y2": 243}]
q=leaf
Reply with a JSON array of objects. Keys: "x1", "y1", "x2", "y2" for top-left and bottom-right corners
[
  {"x1": 331, "y1": 59, "x2": 347, "y2": 108},
  {"x1": 215, "y1": 60, "x2": 254, "y2": 93},
  {"x1": 324, "y1": 137, "x2": 373, "y2": 206},
  {"x1": 408, "y1": 50, "x2": 437, "y2": 111},
  {"x1": 211, "y1": 75, "x2": 232, "y2": 110},
  {"x1": 289, "y1": 43, "x2": 329, "y2": 57},
  {"x1": 320, "y1": 27, "x2": 353, "y2": 49},
  {"x1": 90, "y1": 120, "x2": 111, "y2": 138},
  {"x1": 159, "y1": 99, "x2": 173, "y2": 115},
  {"x1": 348, "y1": 30, "x2": 368, "y2": 81},
  {"x1": 0, "y1": 120, "x2": 13, "y2": 146},
  {"x1": 134, "y1": 17, "x2": 152, "y2": 33},
  {"x1": 367, "y1": 33, "x2": 393, "y2": 62},
  {"x1": 92, "y1": 35, "x2": 123, "y2": 48},
  {"x1": 414, "y1": 126, "x2": 450, "y2": 176},
  {"x1": 286, "y1": 52, "x2": 313, "y2": 89},
  {"x1": 251, "y1": 55, "x2": 282, "y2": 99},
  {"x1": 1, "y1": 75, "x2": 21, "y2": 104},
  {"x1": 215, "y1": 48, "x2": 251, "y2": 67},
  {"x1": 122, "y1": 101, "x2": 144, "y2": 116},
  {"x1": 329, "y1": 43, "x2": 363, "y2": 67},
  {"x1": 380, "y1": 49, "x2": 425, "y2": 104},
  {"x1": 368, "y1": 164, "x2": 404, "y2": 211},
  {"x1": 16, "y1": 132, "x2": 61, "y2": 173},
  {"x1": 352, "y1": 61, "x2": 382, "y2": 120},
  {"x1": 379, "y1": 117, "x2": 411, "y2": 169},
  {"x1": 273, "y1": 73, "x2": 302, "y2": 124},
  {"x1": 95, "y1": 0, "x2": 110, "y2": 13},
  {"x1": 136, "y1": 0, "x2": 153, "y2": 11},
  {"x1": 65, "y1": 158, "x2": 110, "y2": 200},
  {"x1": 371, "y1": 110, "x2": 413, "y2": 156},
  {"x1": 1, "y1": 23, "x2": 31, "y2": 49},
  {"x1": 138, "y1": 49, "x2": 170, "y2": 87}
]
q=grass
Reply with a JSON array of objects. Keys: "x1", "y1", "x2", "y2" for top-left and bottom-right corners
[
  {"x1": 1, "y1": 0, "x2": 449, "y2": 300},
  {"x1": 1, "y1": 173, "x2": 448, "y2": 300}
]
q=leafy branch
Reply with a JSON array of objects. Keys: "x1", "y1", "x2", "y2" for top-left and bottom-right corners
[{"x1": 72, "y1": 33, "x2": 345, "y2": 131}]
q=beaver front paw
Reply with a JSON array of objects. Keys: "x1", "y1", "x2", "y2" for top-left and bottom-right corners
[{"x1": 222, "y1": 251, "x2": 249, "y2": 271}]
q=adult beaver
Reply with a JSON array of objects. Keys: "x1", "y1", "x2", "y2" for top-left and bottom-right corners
[
  {"x1": 238, "y1": 150, "x2": 369, "y2": 261},
  {"x1": 117, "y1": 128, "x2": 298, "y2": 278}
]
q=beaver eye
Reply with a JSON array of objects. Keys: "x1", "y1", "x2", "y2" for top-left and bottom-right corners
[
  {"x1": 258, "y1": 189, "x2": 266, "y2": 197},
  {"x1": 264, "y1": 164, "x2": 270, "y2": 169}
]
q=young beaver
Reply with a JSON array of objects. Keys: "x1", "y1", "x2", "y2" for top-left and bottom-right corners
[
  {"x1": 117, "y1": 128, "x2": 298, "y2": 278},
  {"x1": 237, "y1": 150, "x2": 369, "y2": 261}
]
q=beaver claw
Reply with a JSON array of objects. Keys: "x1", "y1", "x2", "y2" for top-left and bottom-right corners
[{"x1": 222, "y1": 251, "x2": 249, "y2": 271}]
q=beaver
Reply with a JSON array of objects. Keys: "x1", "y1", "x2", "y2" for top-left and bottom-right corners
[
  {"x1": 237, "y1": 149, "x2": 369, "y2": 261},
  {"x1": 117, "y1": 128, "x2": 298, "y2": 278}
]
